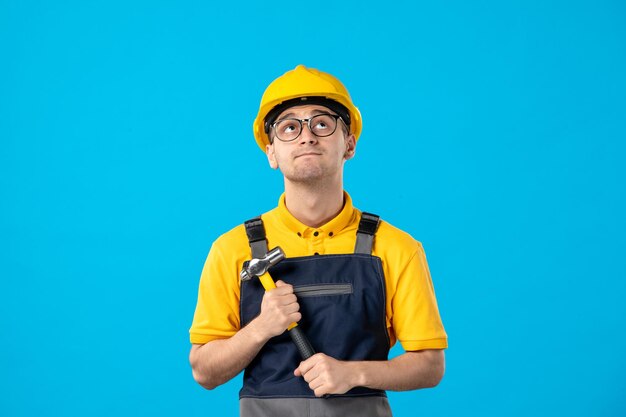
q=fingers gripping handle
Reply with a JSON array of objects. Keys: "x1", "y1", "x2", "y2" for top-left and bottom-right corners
[
  {"x1": 289, "y1": 326, "x2": 315, "y2": 360},
  {"x1": 258, "y1": 270, "x2": 315, "y2": 359}
]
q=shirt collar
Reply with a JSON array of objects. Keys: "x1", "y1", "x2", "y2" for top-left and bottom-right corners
[{"x1": 276, "y1": 191, "x2": 356, "y2": 236}]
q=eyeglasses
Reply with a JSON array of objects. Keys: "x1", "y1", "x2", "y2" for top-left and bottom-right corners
[{"x1": 270, "y1": 113, "x2": 344, "y2": 142}]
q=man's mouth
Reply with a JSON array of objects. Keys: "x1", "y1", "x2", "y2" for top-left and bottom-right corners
[{"x1": 294, "y1": 152, "x2": 322, "y2": 158}]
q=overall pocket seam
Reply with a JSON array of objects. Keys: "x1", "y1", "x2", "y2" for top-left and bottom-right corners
[{"x1": 293, "y1": 283, "x2": 353, "y2": 297}]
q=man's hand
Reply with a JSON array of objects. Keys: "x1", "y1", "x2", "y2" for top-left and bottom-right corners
[
  {"x1": 254, "y1": 280, "x2": 301, "y2": 339},
  {"x1": 294, "y1": 353, "x2": 360, "y2": 397}
]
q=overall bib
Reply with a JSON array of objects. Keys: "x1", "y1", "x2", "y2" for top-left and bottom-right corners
[{"x1": 239, "y1": 213, "x2": 393, "y2": 417}]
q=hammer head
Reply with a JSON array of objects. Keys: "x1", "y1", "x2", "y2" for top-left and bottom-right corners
[{"x1": 240, "y1": 246, "x2": 285, "y2": 282}]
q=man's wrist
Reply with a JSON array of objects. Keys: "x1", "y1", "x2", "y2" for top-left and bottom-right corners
[
  {"x1": 348, "y1": 361, "x2": 369, "y2": 388},
  {"x1": 244, "y1": 317, "x2": 273, "y2": 345}
]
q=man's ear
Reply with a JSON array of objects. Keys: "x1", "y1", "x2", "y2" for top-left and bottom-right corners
[
  {"x1": 344, "y1": 134, "x2": 357, "y2": 160},
  {"x1": 266, "y1": 143, "x2": 279, "y2": 169}
]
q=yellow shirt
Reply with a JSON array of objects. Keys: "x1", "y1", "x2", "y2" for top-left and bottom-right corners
[{"x1": 190, "y1": 192, "x2": 448, "y2": 351}]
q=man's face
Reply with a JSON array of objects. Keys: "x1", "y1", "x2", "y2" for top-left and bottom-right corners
[{"x1": 265, "y1": 104, "x2": 356, "y2": 185}]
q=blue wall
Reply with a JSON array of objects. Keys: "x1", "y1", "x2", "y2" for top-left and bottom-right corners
[{"x1": 1, "y1": 1, "x2": 625, "y2": 416}]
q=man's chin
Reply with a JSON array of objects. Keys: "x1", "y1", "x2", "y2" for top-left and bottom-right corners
[{"x1": 283, "y1": 168, "x2": 328, "y2": 184}]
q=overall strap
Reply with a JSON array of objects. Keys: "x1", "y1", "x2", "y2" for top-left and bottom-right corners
[
  {"x1": 244, "y1": 217, "x2": 268, "y2": 258},
  {"x1": 354, "y1": 212, "x2": 380, "y2": 254}
]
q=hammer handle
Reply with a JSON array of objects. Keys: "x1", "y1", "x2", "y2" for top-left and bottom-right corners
[
  {"x1": 258, "y1": 272, "x2": 277, "y2": 291},
  {"x1": 289, "y1": 326, "x2": 316, "y2": 359}
]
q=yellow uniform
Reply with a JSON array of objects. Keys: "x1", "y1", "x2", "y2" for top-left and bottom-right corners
[{"x1": 190, "y1": 192, "x2": 447, "y2": 352}]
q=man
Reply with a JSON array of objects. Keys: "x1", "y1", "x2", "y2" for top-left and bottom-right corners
[{"x1": 189, "y1": 65, "x2": 448, "y2": 417}]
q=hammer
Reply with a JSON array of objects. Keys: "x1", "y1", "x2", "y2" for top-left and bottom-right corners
[{"x1": 241, "y1": 246, "x2": 316, "y2": 360}]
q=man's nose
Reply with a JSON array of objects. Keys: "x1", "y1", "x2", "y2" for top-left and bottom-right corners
[{"x1": 298, "y1": 124, "x2": 319, "y2": 145}]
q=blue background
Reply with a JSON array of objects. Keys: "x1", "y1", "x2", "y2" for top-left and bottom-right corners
[{"x1": 1, "y1": 1, "x2": 625, "y2": 416}]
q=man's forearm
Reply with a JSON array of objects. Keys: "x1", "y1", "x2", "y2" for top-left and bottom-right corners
[
  {"x1": 295, "y1": 349, "x2": 445, "y2": 396},
  {"x1": 353, "y1": 349, "x2": 445, "y2": 391},
  {"x1": 189, "y1": 320, "x2": 270, "y2": 390}
]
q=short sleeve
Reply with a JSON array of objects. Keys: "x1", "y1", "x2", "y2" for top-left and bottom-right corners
[
  {"x1": 391, "y1": 243, "x2": 448, "y2": 351},
  {"x1": 189, "y1": 240, "x2": 241, "y2": 344}
]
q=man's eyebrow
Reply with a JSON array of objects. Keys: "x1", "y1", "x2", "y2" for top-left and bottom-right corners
[
  {"x1": 278, "y1": 109, "x2": 335, "y2": 120},
  {"x1": 311, "y1": 109, "x2": 334, "y2": 116}
]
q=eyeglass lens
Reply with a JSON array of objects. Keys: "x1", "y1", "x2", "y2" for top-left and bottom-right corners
[{"x1": 274, "y1": 114, "x2": 338, "y2": 142}]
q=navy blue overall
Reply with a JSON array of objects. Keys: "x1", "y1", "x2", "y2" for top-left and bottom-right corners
[{"x1": 239, "y1": 213, "x2": 393, "y2": 417}]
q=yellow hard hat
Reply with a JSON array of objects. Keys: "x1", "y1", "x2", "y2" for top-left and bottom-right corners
[{"x1": 253, "y1": 65, "x2": 362, "y2": 151}]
